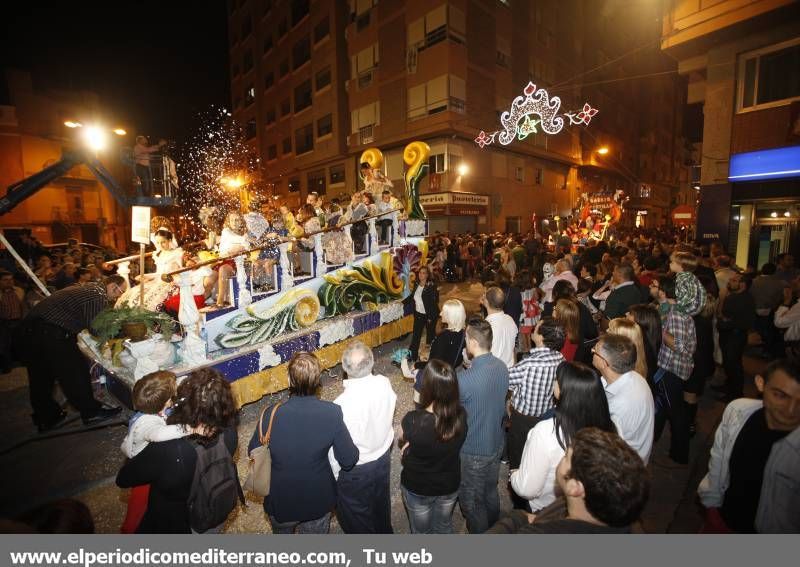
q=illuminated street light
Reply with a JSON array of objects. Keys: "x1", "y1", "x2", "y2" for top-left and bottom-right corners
[
  {"x1": 457, "y1": 163, "x2": 470, "y2": 176},
  {"x1": 784, "y1": 211, "x2": 791, "y2": 218},
  {"x1": 771, "y1": 211, "x2": 778, "y2": 218},
  {"x1": 596, "y1": 146, "x2": 610, "y2": 155},
  {"x1": 64, "y1": 121, "x2": 83, "y2": 128},
  {"x1": 82, "y1": 126, "x2": 108, "y2": 151},
  {"x1": 113, "y1": 128, "x2": 127, "y2": 136}
]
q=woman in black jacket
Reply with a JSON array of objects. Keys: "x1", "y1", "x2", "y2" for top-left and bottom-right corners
[
  {"x1": 406, "y1": 266, "x2": 440, "y2": 362},
  {"x1": 116, "y1": 368, "x2": 239, "y2": 534}
]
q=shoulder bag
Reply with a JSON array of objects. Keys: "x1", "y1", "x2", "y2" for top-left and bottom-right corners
[{"x1": 243, "y1": 401, "x2": 283, "y2": 498}]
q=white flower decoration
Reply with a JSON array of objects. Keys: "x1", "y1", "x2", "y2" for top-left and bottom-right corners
[
  {"x1": 318, "y1": 317, "x2": 355, "y2": 347},
  {"x1": 405, "y1": 219, "x2": 427, "y2": 237},
  {"x1": 379, "y1": 302, "x2": 404, "y2": 325},
  {"x1": 258, "y1": 344, "x2": 282, "y2": 370}
]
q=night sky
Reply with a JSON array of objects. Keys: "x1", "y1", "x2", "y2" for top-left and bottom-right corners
[{"x1": 0, "y1": 0, "x2": 230, "y2": 144}]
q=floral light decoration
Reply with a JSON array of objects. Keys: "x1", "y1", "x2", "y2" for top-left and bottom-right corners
[{"x1": 475, "y1": 82, "x2": 598, "y2": 148}]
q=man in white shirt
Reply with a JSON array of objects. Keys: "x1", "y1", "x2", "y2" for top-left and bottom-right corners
[
  {"x1": 592, "y1": 334, "x2": 655, "y2": 463},
  {"x1": 483, "y1": 286, "x2": 518, "y2": 368},
  {"x1": 774, "y1": 281, "x2": 800, "y2": 342},
  {"x1": 331, "y1": 341, "x2": 396, "y2": 533}
]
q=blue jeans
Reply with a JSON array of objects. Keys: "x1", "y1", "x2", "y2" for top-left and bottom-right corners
[
  {"x1": 459, "y1": 443, "x2": 503, "y2": 533},
  {"x1": 269, "y1": 512, "x2": 331, "y2": 534},
  {"x1": 401, "y1": 486, "x2": 458, "y2": 534}
]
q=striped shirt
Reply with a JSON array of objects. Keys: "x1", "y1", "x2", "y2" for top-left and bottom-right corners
[
  {"x1": 26, "y1": 282, "x2": 110, "y2": 334},
  {"x1": 508, "y1": 347, "x2": 565, "y2": 416},
  {"x1": 458, "y1": 353, "x2": 510, "y2": 456}
]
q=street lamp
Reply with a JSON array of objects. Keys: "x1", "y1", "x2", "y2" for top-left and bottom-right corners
[
  {"x1": 457, "y1": 163, "x2": 470, "y2": 176},
  {"x1": 64, "y1": 121, "x2": 126, "y2": 151},
  {"x1": 596, "y1": 146, "x2": 610, "y2": 155}
]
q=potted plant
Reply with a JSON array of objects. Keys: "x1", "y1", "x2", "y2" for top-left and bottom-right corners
[{"x1": 91, "y1": 301, "x2": 176, "y2": 346}]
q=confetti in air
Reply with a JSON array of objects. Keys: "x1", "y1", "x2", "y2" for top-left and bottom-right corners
[{"x1": 176, "y1": 106, "x2": 259, "y2": 240}]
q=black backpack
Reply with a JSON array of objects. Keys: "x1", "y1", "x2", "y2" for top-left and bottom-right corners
[{"x1": 187, "y1": 434, "x2": 244, "y2": 533}]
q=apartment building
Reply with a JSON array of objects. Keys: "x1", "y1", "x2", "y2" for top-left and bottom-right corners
[
  {"x1": 662, "y1": 0, "x2": 800, "y2": 267},
  {"x1": 230, "y1": 0, "x2": 688, "y2": 233},
  {"x1": 0, "y1": 69, "x2": 129, "y2": 250}
]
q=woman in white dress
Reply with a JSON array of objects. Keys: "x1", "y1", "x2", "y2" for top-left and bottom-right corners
[
  {"x1": 116, "y1": 229, "x2": 183, "y2": 311},
  {"x1": 510, "y1": 361, "x2": 615, "y2": 512}
]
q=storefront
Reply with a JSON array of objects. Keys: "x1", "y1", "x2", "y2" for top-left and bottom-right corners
[{"x1": 419, "y1": 192, "x2": 489, "y2": 234}]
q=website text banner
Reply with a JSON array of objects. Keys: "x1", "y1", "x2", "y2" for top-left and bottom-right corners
[{"x1": 1, "y1": 535, "x2": 787, "y2": 567}]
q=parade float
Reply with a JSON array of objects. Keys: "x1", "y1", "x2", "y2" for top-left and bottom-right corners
[{"x1": 77, "y1": 141, "x2": 432, "y2": 409}]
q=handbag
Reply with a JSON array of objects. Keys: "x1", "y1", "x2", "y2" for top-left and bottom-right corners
[{"x1": 242, "y1": 402, "x2": 282, "y2": 498}]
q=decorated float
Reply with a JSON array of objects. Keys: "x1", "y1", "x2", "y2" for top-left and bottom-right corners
[{"x1": 78, "y1": 141, "x2": 431, "y2": 408}]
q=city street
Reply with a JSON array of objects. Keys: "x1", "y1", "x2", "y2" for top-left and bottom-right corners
[{"x1": 0, "y1": 280, "x2": 766, "y2": 533}]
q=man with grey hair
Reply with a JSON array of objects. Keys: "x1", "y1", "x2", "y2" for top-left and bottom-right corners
[
  {"x1": 331, "y1": 341, "x2": 397, "y2": 533},
  {"x1": 592, "y1": 334, "x2": 655, "y2": 463},
  {"x1": 539, "y1": 259, "x2": 579, "y2": 303}
]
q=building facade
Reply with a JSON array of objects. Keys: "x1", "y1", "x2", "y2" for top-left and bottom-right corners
[
  {"x1": 662, "y1": 0, "x2": 800, "y2": 268},
  {"x1": 0, "y1": 70, "x2": 130, "y2": 251},
  {"x1": 230, "y1": 0, "x2": 687, "y2": 234}
]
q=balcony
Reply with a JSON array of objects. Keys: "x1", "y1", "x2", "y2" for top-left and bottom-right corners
[
  {"x1": 358, "y1": 124, "x2": 374, "y2": 145},
  {"x1": 357, "y1": 68, "x2": 375, "y2": 90}
]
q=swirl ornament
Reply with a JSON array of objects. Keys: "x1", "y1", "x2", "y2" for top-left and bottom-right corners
[
  {"x1": 359, "y1": 147, "x2": 384, "y2": 182},
  {"x1": 403, "y1": 141, "x2": 430, "y2": 220}
]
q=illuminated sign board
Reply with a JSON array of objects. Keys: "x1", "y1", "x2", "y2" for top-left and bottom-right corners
[{"x1": 728, "y1": 146, "x2": 800, "y2": 182}]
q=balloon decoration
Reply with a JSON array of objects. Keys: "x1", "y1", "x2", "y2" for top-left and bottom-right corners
[{"x1": 358, "y1": 147, "x2": 384, "y2": 182}]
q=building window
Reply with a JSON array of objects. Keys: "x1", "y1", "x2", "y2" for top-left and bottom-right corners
[
  {"x1": 282, "y1": 137, "x2": 293, "y2": 155},
  {"x1": 245, "y1": 85, "x2": 255, "y2": 106},
  {"x1": 314, "y1": 16, "x2": 330, "y2": 44},
  {"x1": 263, "y1": 34, "x2": 273, "y2": 54},
  {"x1": 245, "y1": 119, "x2": 256, "y2": 140},
  {"x1": 241, "y1": 15, "x2": 252, "y2": 39},
  {"x1": 315, "y1": 66, "x2": 331, "y2": 91},
  {"x1": 291, "y1": 0, "x2": 310, "y2": 27},
  {"x1": 351, "y1": 102, "x2": 379, "y2": 142},
  {"x1": 267, "y1": 144, "x2": 277, "y2": 160},
  {"x1": 278, "y1": 18, "x2": 288, "y2": 39},
  {"x1": 428, "y1": 154, "x2": 445, "y2": 174},
  {"x1": 317, "y1": 113, "x2": 332, "y2": 137},
  {"x1": 639, "y1": 185, "x2": 651, "y2": 198},
  {"x1": 279, "y1": 58, "x2": 289, "y2": 78},
  {"x1": 356, "y1": 10, "x2": 371, "y2": 31},
  {"x1": 294, "y1": 79, "x2": 312, "y2": 112},
  {"x1": 232, "y1": 64, "x2": 240, "y2": 77},
  {"x1": 408, "y1": 74, "x2": 465, "y2": 119},
  {"x1": 352, "y1": 43, "x2": 379, "y2": 89},
  {"x1": 292, "y1": 37, "x2": 311, "y2": 70},
  {"x1": 264, "y1": 71, "x2": 274, "y2": 89},
  {"x1": 534, "y1": 168, "x2": 543, "y2": 185},
  {"x1": 330, "y1": 164, "x2": 345, "y2": 185},
  {"x1": 295, "y1": 123, "x2": 314, "y2": 154},
  {"x1": 265, "y1": 108, "x2": 276, "y2": 125},
  {"x1": 308, "y1": 169, "x2": 326, "y2": 195},
  {"x1": 514, "y1": 166, "x2": 524, "y2": 182},
  {"x1": 288, "y1": 177, "x2": 300, "y2": 192},
  {"x1": 243, "y1": 50, "x2": 253, "y2": 73},
  {"x1": 738, "y1": 39, "x2": 800, "y2": 111},
  {"x1": 280, "y1": 98, "x2": 291, "y2": 117}
]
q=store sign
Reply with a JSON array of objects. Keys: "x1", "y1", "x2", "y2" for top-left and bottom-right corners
[
  {"x1": 420, "y1": 192, "x2": 489, "y2": 207},
  {"x1": 729, "y1": 146, "x2": 800, "y2": 182},
  {"x1": 419, "y1": 193, "x2": 450, "y2": 206}
]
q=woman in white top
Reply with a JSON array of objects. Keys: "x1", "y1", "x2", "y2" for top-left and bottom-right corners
[
  {"x1": 511, "y1": 360, "x2": 615, "y2": 512},
  {"x1": 116, "y1": 229, "x2": 183, "y2": 311}
]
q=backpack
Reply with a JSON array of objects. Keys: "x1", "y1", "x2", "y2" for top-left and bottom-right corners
[{"x1": 187, "y1": 434, "x2": 244, "y2": 533}]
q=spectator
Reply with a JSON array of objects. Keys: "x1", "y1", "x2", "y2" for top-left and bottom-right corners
[
  {"x1": 510, "y1": 361, "x2": 616, "y2": 513},
  {"x1": 0, "y1": 269, "x2": 25, "y2": 373},
  {"x1": 670, "y1": 251, "x2": 707, "y2": 317},
  {"x1": 332, "y1": 341, "x2": 397, "y2": 534},
  {"x1": 133, "y1": 136, "x2": 166, "y2": 197},
  {"x1": 756, "y1": 426, "x2": 800, "y2": 533},
  {"x1": 602, "y1": 264, "x2": 642, "y2": 320},
  {"x1": 539, "y1": 260, "x2": 578, "y2": 304},
  {"x1": 714, "y1": 255, "x2": 738, "y2": 303},
  {"x1": 774, "y1": 253, "x2": 798, "y2": 284},
  {"x1": 506, "y1": 318, "x2": 566, "y2": 509},
  {"x1": 518, "y1": 271, "x2": 542, "y2": 353},
  {"x1": 399, "y1": 360, "x2": 467, "y2": 533},
  {"x1": 405, "y1": 266, "x2": 439, "y2": 362},
  {"x1": 651, "y1": 274, "x2": 696, "y2": 467},
  {"x1": 686, "y1": 275, "x2": 719, "y2": 435},
  {"x1": 498, "y1": 269, "x2": 523, "y2": 330},
  {"x1": 553, "y1": 299, "x2": 581, "y2": 362},
  {"x1": 499, "y1": 247, "x2": 516, "y2": 279},
  {"x1": 489, "y1": 428, "x2": 649, "y2": 534},
  {"x1": 774, "y1": 280, "x2": 800, "y2": 351},
  {"x1": 249, "y1": 353, "x2": 358, "y2": 534},
  {"x1": 457, "y1": 316, "x2": 510, "y2": 533},
  {"x1": 482, "y1": 286, "x2": 518, "y2": 368},
  {"x1": 750, "y1": 263, "x2": 788, "y2": 357},
  {"x1": 592, "y1": 334, "x2": 655, "y2": 463},
  {"x1": 698, "y1": 359, "x2": 800, "y2": 533},
  {"x1": 607, "y1": 318, "x2": 648, "y2": 379},
  {"x1": 116, "y1": 369, "x2": 239, "y2": 533},
  {"x1": 717, "y1": 272, "x2": 756, "y2": 401},
  {"x1": 626, "y1": 304, "x2": 662, "y2": 391}
]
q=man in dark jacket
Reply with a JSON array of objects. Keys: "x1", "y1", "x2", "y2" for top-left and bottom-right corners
[
  {"x1": 603, "y1": 264, "x2": 642, "y2": 319},
  {"x1": 717, "y1": 272, "x2": 757, "y2": 400}
]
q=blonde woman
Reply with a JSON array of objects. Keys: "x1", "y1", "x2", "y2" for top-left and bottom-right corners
[{"x1": 608, "y1": 317, "x2": 648, "y2": 379}]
